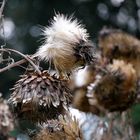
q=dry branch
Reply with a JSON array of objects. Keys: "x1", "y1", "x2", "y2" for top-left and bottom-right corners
[{"x1": 0, "y1": 48, "x2": 41, "y2": 74}]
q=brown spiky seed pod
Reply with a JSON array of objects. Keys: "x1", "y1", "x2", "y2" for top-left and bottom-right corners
[
  {"x1": 93, "y1": 60, "x2": 137, "y2": 112},
  {"x1": 9, "y1": 71, "x2": 72, "y2": 122},
  {"x1": 99, "y1": 28, "x2": 140, "y2": 77},
  {"x1": 0, "y1": 94, "x2": 14, "y2": 138},
  {"x1": 32, "y1": 114, "x2": 83, "y2": 140}
]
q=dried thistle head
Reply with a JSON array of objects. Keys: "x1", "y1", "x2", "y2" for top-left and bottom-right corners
[
  {"x1": 71, "y1": 66, "x2": 100, "y2": 114},
  {"x1": 9, "y1": 71, "x2": 72, "y2": 123},
  {"x1": 72, "y1": 87, "x2": 100, "y2": 114},
  {"x1": 99, "y1": 28, "x2": 140, "y2": 59},
  {"x1": 36, "y1": 14, "x2": 96, "y2": 78},
  {"x1": 0, "y1": 94, "x2": 14, "y2": 137},
  {"x1": 31, "y1": 120, "x2": 65, "y2": 140},
  {"x1": 32, "y1": 114, "x2": 83, "y2": 140},
  {"x1": 59, "y1": 114, "x2": 83, "y2": 140},
  {"x1": 99, "y1": 28, "x2": 140, "y2": 76},
  {"x1": 93, "y1": 59, "x2": 137, "y2": 112}
]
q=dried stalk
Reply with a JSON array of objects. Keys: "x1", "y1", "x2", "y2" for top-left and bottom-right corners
[
  {"x1": 0, "y1": 58, "x2": 26, "y2": 73},
  {"x1": 0, "y1": 0, "x2": 7, "y2": 20},
  {"x1": 0, "y1": 48, "x2": 41, "y2": 75}
]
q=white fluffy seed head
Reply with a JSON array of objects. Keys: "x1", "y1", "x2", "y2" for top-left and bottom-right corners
[{"x1": 36, "y1": 14, "x2": 89, "y2": 61}]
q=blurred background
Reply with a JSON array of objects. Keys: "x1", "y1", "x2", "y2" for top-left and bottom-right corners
[{"x1": 0, "y1": 0, "x2": 140, "y2": 138}]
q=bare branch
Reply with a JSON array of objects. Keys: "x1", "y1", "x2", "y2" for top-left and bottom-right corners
[
  {"x1": 0, "y1": 58, "x2": 26, "y2": 73},
  {"x1": 0, "y1": 48, "x2": 41, "y2": 75},
  {"x1": 0, "y1": 0, "x2": 7, "y2": 20}
]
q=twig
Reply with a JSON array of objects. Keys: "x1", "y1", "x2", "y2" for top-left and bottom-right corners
[
  {"x1": 0, "y1": 0, "x2": 7, "y2": 20},
  {"x1": 0, "y1": 48, "x2": 41, "y2": 75},
  {"x1": 0, "y1": 55, "x2": 37, "y2": 73},
  {"x1": 0, "y1": 58, "x2": 26, "y2": 73}
]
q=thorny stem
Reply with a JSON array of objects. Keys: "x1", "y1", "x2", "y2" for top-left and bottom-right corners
[{"x1": 0, "y1": 48, "x2": 41, "y2": 75}]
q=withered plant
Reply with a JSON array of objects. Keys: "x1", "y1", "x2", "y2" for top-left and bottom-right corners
[{"x1": 0, "y1": 0, "x2": 140, "y2": 140}]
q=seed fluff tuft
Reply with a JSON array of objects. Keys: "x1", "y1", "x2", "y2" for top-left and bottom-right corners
[
  {"x1": 36, "y1": 14, "x2": 89, "y2": 61},
  {"x1": 36, "y1": 14, "x2": 95, "y2": 78}
]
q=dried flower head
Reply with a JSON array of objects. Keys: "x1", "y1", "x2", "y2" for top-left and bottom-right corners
[
  {"x1": 0, "y1": 94, "x2": 14, "y2": 137},
  {"x1": 32, "y1": 114, "x2": 83, "y2": 140},
  {"x1": 9, "y1": 71, "x2": 72, "y2": 122},
  {"x1": 99, "y1": 27, "x2": 140, "y2": 77},
  {"x1": 72, "y1": 87, "x2": 100, "y2": 114},
  {"x1": 99, "y1": 28, "x2": 140, "y2": 59},
  {"x1": 36, "y1": 14, "x2": 96, "y2": 78},
  {"x1": 59, "y1": 114, "x2": 83, "y2": 140},
  {"x1": 71, "y1": 66, "x2": 100, "y2": 114},
  {"x1": 93, "y1": 60, "x2": 137, "y2": 112}
]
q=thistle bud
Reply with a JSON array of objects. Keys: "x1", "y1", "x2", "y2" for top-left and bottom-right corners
[{"x1": 9, "y1": 71, "x2": 72, "y2": 122}]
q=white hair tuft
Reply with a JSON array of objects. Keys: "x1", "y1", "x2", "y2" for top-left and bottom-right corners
[{"x1": 36, "y1": 14, "x2": 89, "y2": 61}]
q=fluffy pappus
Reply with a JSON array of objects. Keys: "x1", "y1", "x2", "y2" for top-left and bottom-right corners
[
  {"x1": 36, "y1": 14, "x2": 96, "y2": 78},
  {"x1": 93, "y1": 59, "x2": 137, "y2": 112},
  {"x1": 98, "y1": 27, "x2": 140, "y2": 77}
]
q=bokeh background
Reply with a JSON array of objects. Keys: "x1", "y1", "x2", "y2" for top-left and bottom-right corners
[{"x1": 0, "y1": 0, "x2": 140, "y2": 138}]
